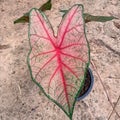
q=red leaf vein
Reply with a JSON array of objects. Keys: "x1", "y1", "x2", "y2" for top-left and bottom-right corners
[
  {"x1": 48, "y1": 66, "x2": 60, "y2": 93},
  {"x1": 31, "y1": 34, "x2": 51, "y2": 41},
  {"x1": 66, "y1": 24, "x2": 82, "y2": 33},
  {"x1": 59, "y1": 7, "x2": 79, "y2": 47},
  {"x1": 31, "y1": 49, "x2": 56, "y2": 59},
  {"x1": 61, "y1": 52, "x2": 86, "y2": 62},
  {"x1": 35, "y1": 11, "x2": 56, "y2": 48},
  {"x1": 62, "y1": 62, "x2": 79, "y2": 79},
  {"x1": 61, "y1": 43, "x2": 85, "y2": 49},
  {"x1": 35, "y1": 54, "x2": 57, "y2": 78}
]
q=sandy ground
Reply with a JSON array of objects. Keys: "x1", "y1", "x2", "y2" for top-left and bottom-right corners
[{"x1": 0, "y1": 0, "x2": 120, "y2": 120}]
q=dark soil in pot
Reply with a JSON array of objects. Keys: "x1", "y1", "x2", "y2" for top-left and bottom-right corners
[{"x1": 77, "y1": 68, "x2": 94, "y2": 100}]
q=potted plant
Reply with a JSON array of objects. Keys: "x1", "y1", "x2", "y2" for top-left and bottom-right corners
[{"x1": 14, "y1": 1, "x2": 116, "y2": 120}]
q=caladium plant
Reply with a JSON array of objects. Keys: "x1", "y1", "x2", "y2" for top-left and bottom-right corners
[{"x1": 27, "y1": 4, "x2": 90, "y2": 120}]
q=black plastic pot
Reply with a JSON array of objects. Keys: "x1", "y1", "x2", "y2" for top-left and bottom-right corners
[{"x1": 77, "y1": 68, "x2": 94, "y2": 101}]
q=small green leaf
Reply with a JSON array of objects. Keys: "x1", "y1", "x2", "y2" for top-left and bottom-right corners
[
  {"x1": 83, "y1": 13, "x2": 117, "y2": 23},
  {"x1": 14, "y1": 0, "x2": 52, "y2": 24},
  {"x1": 14, "y1": 13, "x2": 29, "y2": 24},
  {"x1": 39, "y1": 0, "x2": 52, "y2": 11},
  {"x1": 60, "y1": 9, "x2": 117, "y2": 23}
]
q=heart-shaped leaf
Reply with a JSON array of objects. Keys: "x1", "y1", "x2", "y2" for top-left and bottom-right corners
[
  {"x1": 28, "y1": 4, "x2": 90, "y2": 120},
  {"x1": 14, "y1": 0, "x2": 52, "y2": 24}
]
